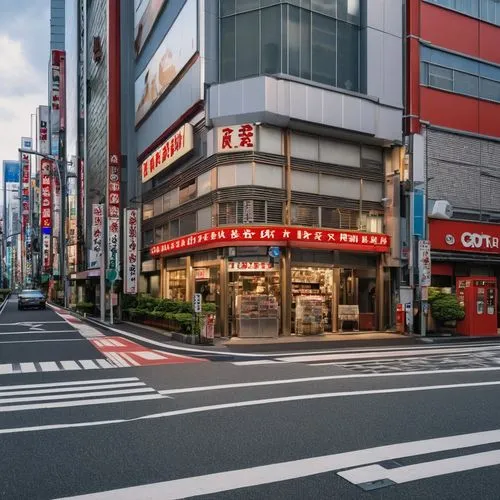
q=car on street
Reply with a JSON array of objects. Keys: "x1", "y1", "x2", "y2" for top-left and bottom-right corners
[{"x1": 18, "y1": 289, "x2": 46, "y2": 310}]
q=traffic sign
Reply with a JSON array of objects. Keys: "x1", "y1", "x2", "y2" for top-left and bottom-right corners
[
  {"x1": 193, "y1": 293, "x2": 202, "y2": 313},
  {"x1": 106, "y1": 269, "x2": 118, "y2": 282}
]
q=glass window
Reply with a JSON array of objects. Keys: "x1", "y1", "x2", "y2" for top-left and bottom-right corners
[
  {"x1": 261, "y1": 6, "x2": 281, "y2": 74},
  {"x1": 453, "y1": 71, "x2": 478, "y2": 97},
  {"x1": 198, "y1": 170, "x2": 212, "y2": 196},
  {"x1": 311, "y1": 0, "x2": 335, "y2": 17},
  {"x1": 143, "y1": 230, "x2": 154, "y2": 246},
  {"x1": 220, "y1": 17, "x2": 236, "y2": 81},
  {"x1": 480, "y1": 78, "x2": 500, "y2": 102},
  {"x1": 169, "y1": 219, "x2": 179, "y2": 239},
  {"x1": 235, "y1": 11, "x2": 260, "y2": 79},
  {"x1": 288, "y1": 6, "x2": 301, "y2": 77},
  {"x1": 481, "y1": 0, "x2": 500, "y2": 25},
  {"x1": 428, "y1": 64, "x2": 453, "y2": 91},
  {"x1": 153, "y1": 196, "x2": 163, "y2": 216},
  {"x1": 154, "y1": 226, "x2": 163, "y2": 243},
  {"x1": 337, "y1": 20, "x2": 359, "y2": 91},
  {"x1": 197, "y1": 206, "x2": 213, "y2": 231},
  {"x1": 311, "y1": 13, "x2": 336, "y2": 86},
  {"x1": 179, "y1": 212, "x2": 197, "y2": 236},
  {"x1": 164, "y1": 188, "x2": 179, "y2": 211},
  {"x1": 291, "y1": 204, "x2": 319, "y2": 226},
  {"x1": 179, "y1": 179, "x2": 196, "y2": 204},
  {"x1": 337, "y1": 0, "x2": 360, "y2": 24},
  {"x1": 220, "y1": 0, "x2": 235, "y2": 17},
  {"x1": 420, "y1": 62, "x2": 429, "y2": 85},
  {"x1": 300, "y1": 8, "x2": 311, "y2": 79},
  {"x1": 143, "y1": 202, "x2": 153, "y2": 220}
]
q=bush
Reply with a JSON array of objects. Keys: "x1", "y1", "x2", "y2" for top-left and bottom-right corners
[
  {"x1": 431, "y1": 294, "x2": 465, "y2": 323},
  {"x1": 202, "y1": 302, "x2": 216, "y2": 314},
  {"x1": 122, "y1": 294, "x2": 138, "y2": 310},
  {"x1": 174, "y1": 312, "x2": 195, "y2": 334}
]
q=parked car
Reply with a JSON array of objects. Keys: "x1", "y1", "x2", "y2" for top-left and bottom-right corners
[{"x1": 18, "y1": 290, "x2": 46, "y2": 310}]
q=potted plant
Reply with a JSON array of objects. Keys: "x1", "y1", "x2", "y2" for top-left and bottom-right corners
[{"x1": 430, "y1": 292, "x2": 465, "y2": 333}]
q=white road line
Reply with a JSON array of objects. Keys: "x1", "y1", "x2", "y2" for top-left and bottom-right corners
[
  {"x1": 0, "y1": 365, "x2": 13, "y2": 375},
  {"x1": 118, "y1": 353, "x2": 140, "y2": 366},
  {"x1": 0, "y1": 339, "x2": 83, "y2": 344},
  {"x1": 0, "y1": 382, "x2": 146, "y2": 397},
  {"x1": 19, "y1": 363, "x2": 36, "y2": 373},
  {"x1": 0, "y1": 330, "x2": 77, "y2": 335},
  {"x1": 158, "y1": 366, "x2": 500, "y2": 395},
  {"x1": 108, "y1": 339, "x2": 125, "y2": 347},
  {"x1": 276, "y1": 346, "x2": 500, "y2": 363},
  {"x1": 60, "y1": 360, "x2": 82, "y2": 370},
  {"x1": 232, "y1": 360, "x2": 283, "y2": 366},
  {"x1": 79, "y1": 360, "x2": 100, "y2": 370},
  {"x1": 0, "y1": 321, "x2": 66, "y2": 325},
  {"x1": 74, "y1": 324, "x2": 104, "y2": 338},
  {"x1": 93, "y1": 340, "x2": 104, "y2": 347},
  {"x1": 54, "y1": 429, "x2": 500, "y2": 500},
  {"x1": 0, "y1": 393, "x2": 165, "y2": 413},
  {"x1": 0, "y1": 377, "x2": 139, "y2": 391},
  {"x1": 38, "y1": 362, "x2": 60, "y2": 372},
  {"x1": 95, "y1": 359, "x2": 115, "y2": 369},
  {"x1": 338, "y1": 449, "x2": 500, "y2": 486},
  {"x1": 106, "y1": 352, "x2": 131, "y2": 368},
  {"x1": 0, "y1": 387, "x2": 155, "y2": 406}
]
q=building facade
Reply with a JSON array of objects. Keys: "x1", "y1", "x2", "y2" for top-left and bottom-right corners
[
  {"x1": 138, "y1": 0, "x2": 404, "y2": 337},
  {"x1": 405, "y1": 0, "x2": 500, "y2": 331}
]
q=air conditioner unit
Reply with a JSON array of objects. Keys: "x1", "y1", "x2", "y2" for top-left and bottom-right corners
[{"x1": 429, "y1": 200, "x2": 453, "y2": 219}]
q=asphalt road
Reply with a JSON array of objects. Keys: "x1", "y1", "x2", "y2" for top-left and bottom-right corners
[{"x1": 1, "y1": 297, "x2": 500, "y2": 499}]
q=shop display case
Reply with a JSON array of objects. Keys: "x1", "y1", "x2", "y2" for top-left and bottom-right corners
[
  {"x1": 236, "y1": 294, "x2": 279, "y2": 337},
  {"x1": 295, "y1": 296, "x2": 324, "y2": 335}
]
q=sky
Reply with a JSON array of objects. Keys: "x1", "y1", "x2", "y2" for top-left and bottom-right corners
[{"x1": 0, "y1": 0, "x2": 50, "y2": 166}]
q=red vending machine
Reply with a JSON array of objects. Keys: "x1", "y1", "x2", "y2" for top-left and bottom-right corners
[{"x1": 456, "y1": 277, "x2": 498, "y2": 336}]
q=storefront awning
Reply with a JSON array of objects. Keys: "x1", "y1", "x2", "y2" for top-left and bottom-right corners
[{"x1": 432, "y1": 251, "x2": 500, "y2": 265}]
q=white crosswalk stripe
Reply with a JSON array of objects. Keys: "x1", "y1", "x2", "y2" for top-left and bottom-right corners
[
  {"x1": 0, "y1": 376, "x2": 165, "y2": 413},
  {"x1": 0, "y1": 359, "x2": 122, "y2": 375}
]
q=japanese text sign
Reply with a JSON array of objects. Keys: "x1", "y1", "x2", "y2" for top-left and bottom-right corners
[
  {"x1": 217, "y1": 124, "x2": 255, "y2": 153},
  {"x1": 91, "y1": 204, "x2": 104, "y2": 256},
  {"x1": 150, "y1": 225, "x2": 391, "y2": 257},
  {"x1": 40, "y1": 159, "x2": 52, "y2": 230},
  {"x1": 124, "y1": 208, "x2": 139, "y2": 294},
  {"x1": 141, "y1": 123, "x2": 194, "y2": 183}
]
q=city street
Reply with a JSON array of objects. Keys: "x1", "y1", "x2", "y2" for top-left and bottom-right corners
[{"x1": 0, "y1": 297, "x2": 499, "y2": 498}]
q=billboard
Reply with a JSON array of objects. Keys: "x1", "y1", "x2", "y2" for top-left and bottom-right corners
[
  {"x1": 134, "y1": 0, "x2": 197, "y2": 124},
  {"x1": 3, "y1": 161, "x2": 20, "y2": 183},
  {"x1": 134, "y1": 0, "x2": 167, "y2": 56}
]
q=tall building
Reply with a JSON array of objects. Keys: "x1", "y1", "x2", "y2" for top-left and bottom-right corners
[
  {"x1": 50, "y1": 0, "x2": 65, "y2": 51},
  {"x1": 137, "y1": 1, "x2": 404, "y2": 337},
  {"x1": 405, "y1": 0, "x2": 500, "y2": 331}
]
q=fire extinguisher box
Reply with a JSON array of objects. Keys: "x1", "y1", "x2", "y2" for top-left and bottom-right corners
[{"x1": 456, "y1": 277, "x2": 498, "y2": 336}]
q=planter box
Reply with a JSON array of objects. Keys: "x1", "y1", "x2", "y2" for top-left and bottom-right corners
[{"x1": 171, "y1": 332, "x2": 200, "y2": 345}]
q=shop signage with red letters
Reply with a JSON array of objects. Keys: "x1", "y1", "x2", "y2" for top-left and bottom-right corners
[
  {"x1": 429, "y1": 219, "x2": 500, "y2": 254},
  {"x1": 217, "y1": 124, "x2": 255, "y2": 153},
  {"x1": 150, "y1": 226, "x2": 390, "y2": 257},
  {"x1": 40, "y1": 159, "x2": 52, "y2": 229}
]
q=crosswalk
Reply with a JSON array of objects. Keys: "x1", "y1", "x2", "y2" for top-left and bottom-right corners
[
  {"x1": 232, "y1": 344, "x2": 500, "y2": 373},
  {"x1": 0, "y1": 358, "x2": 117, "y2": 375},
  {"x1": 0, "y1": 376, "x2": 165, "y2": 413}
]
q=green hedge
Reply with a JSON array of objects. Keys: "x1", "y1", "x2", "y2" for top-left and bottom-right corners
[
  {"x1": 124, "y1": 294, "x2": 216, "y2": 334},
  {"x1": 76, "y1": 302, "x2": 94, "y2": 314}
]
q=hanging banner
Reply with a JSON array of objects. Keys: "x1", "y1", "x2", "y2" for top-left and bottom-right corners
[
  {"x1": 107, "y1": 154, "x2": 120, "y2": 272},
  {"x1": 43, "y1": 234, "x2": 51, "y2": 272},
  {"x1": 124, "y1": 208, "x2": 139, "y2": 294},
  {"x1": 418, "y1": 240, "x2": 432, "y2": 287},
  {"x1": 91, "y1": 204, "x2": 104, "y2": 265},
  {"x1": 40, "y1": 159, "x2": 52, "y2": 231}
]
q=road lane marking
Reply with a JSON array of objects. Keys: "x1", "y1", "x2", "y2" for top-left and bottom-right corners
[
  {"x1": 106, "y1": 352, "x2": 131, "y2": 368},
  {"x1": 118, "y1": 353, "x2": 140, "y2": 366},
  {"x1": 19, "y1": 363, "x2": 36, "y2": 373},
  {"x1": 79, "y1": 360, "x2": 100, "y2": 370},
  {"x1": 0, "y1": 377, "x2": 139, "y2": 391},
  {"x1": 38, "y1": 362, "x2": 60, "y2": 372},
  {"x1": 0, "y1": 364, "x2": 13, "y2": 374},
  {"x1": 0, "y1": 387, "x2": 154, "y2": 406},
  {"x1": 0, "y1": 382, "x2": 146, "y2": 398},
  {"x1": 0, "y1": 339, "x2": 84, "y2": 344},
  {"x1": 158, "y1": 366, "x2": 500, "y2": 395},
  {"x1": 338, "y1": 450, "x2": 500, "y2": 488},
  {"x1": 0, "y1": 321, "x2": 67, "y2": 325},
  {"x1": 0, "y1": 330, "x2": 77, "y2": 335},
  {"x1": 54, "y1": 429, "x2": 500, "y2": 500},
  {"x1": 60, "y1": 361, "x2": 81, "y2": 370},
  {"x1": 0, "y1": 393, "x2": 165, "y2": 413},
  {"x1": 232, "y1": 360, "x2": 283, "y2": 366},
  {"x1": 95, "y1": 359, "x2": 114, "y2": 369}
]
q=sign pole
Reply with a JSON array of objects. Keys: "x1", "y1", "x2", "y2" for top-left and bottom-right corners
[{"x1": 110, "y1": 279, "x2": 114, "y2": 325}]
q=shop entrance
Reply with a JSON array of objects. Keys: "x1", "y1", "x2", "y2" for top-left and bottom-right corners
[{"x1": 228, "y1": 262, "x2": 280, "y2": 338}]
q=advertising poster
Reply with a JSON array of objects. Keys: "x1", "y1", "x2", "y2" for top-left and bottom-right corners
[
  {"x1": 124, "y1": 208, "x2": 139, "y2": 294},
  {"x1": 134, "y1": 0, "x2": 167, "y2": 56},
  {"x1": 107, "y1": 155, "x2": 120, "y2": 273},
  {"x1": 134, "y1": 0, "x2": 197, "y2": 124}
]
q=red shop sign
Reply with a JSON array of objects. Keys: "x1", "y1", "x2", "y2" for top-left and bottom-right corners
[
  {"x1": 150, "y1": 225, "x2": 390, "y2": 258},
  {"x1": 429, "y1": 219, "x2": 500, "y2": 254}
]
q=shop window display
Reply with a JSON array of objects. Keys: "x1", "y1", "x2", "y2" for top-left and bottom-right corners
[
  {"x1": 168, "y1": 269, "x2": 186, "y2": 301},
  {"x1": 229, "y1": 265, "x2": 280, "y2": 337}
]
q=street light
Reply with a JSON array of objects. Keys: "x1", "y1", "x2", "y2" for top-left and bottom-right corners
[{"x1": 18, "y1": 148, "x2": 75, "y2": 307}]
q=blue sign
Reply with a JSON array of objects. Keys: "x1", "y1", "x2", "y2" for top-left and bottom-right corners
[
  {"x1": 413, "y1": 189, "x2": 425, "y2": 239},
  {"x1": 42, "y1": 227, "x2": 52, "y2": 235},
  {"x1": 3, "y1": 161, "x2": 20, "y2": 183},
  {"x1": 268, "y1": 246, "x2": 281, "y2": 258}
]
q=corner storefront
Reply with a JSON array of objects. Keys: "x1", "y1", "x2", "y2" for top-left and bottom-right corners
[
  {"x1": 149, "y1": 225, "x2": 391, "y2": 338},
  {"x1": 429, "y1": 219, "x2": 500, "y2": 328}
]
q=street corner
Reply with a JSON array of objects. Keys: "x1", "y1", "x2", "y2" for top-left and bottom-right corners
[{"x1": 89, "y1": 337, "x2": 207, "y2": 367}]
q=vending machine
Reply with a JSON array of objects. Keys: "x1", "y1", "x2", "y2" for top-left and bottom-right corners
[{"x1": 456, "y1": 277, "x2": 497, "y2": 336}]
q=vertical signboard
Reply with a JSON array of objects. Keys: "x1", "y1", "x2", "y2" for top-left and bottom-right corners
[
  {"x1": 50, "y1": 50, "x2": 63, "y2": 158},
  {"x1": 91, "y1": 204, "x2": 103, "y2": 268},
  {"x1": 107, "y1": 154, "x2": 120, "y2": 272},
  {"x1": 124, "y1": 208, "x2": 139, "y2": 294},
  {"x1": 418, "y1": 239, "x2": 431, "y2": 287}
]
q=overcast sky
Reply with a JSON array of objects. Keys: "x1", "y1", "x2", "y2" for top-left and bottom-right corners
[{"x1": 0, "y1": 0, "x2": 49, "y2": 167}]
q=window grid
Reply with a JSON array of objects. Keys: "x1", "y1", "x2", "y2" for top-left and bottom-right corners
[
  {"x1": 421, "y1": 50, "x2": 500, "y2": 104},
  {"x1": 424, "y1": 0, "x2": 500, "y2": 27}
]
